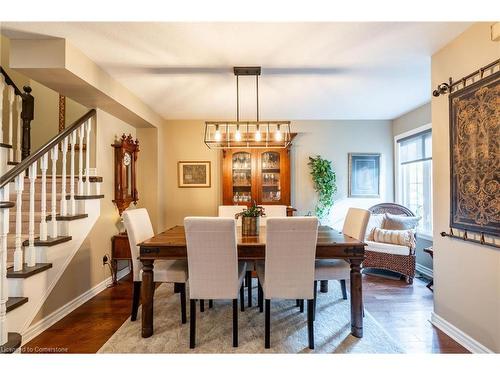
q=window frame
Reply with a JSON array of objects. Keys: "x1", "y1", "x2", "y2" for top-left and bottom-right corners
[{"x1": 394, "y1": 123, "x2": 433, "y2": 240}]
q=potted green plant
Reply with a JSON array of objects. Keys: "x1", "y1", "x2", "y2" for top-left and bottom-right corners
[
  {"x1": 308, "y1": 155, "x2": 337, "y2": 222},
  {"x1": 235, "y1": 201, "x2": 266, "y2": 236}
]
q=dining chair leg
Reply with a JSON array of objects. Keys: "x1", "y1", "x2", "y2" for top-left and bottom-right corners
[
  {"x1": 313, "y1": 280, "x2": 318, "y2": 321},
  {"x1": 131, "y1": 281, "x2": 141, "y2": 321},
  {"x1": 299, "y1": 299, "x2": 304, "y2": 313},
  {"x1": 189, "y1": 299, "x2": 196, "y2": 349},
  {"x1": 246, "y1": 270, "x2": 252, "y2": 307},
  {"x1": 258, "y1": 280, "x2": 264, "y2": 313},
  {"x1": 307, "y1": 299, "x2": 315, "y2": 350},
  {"x1": 340, "y1": 279, "x2": 348, "y2": 300},
  {"x1": 232, "y1": 299, "x2": 238, "y2": 347},
  {"x1": 265, "y1": 299, "x2": 271, "y2": 349},
  {"x1": 180, "y1": 283, "x2": 187, "y2": 324},
  {"x1": 200, "y1": 299, "x2": 205, "y2": 312},
  {"x1": 240, "y1": 285, "x2": 245, "y2": 312},
  {"x1": 296, "y1": 299, "x2": 300, "y2": 307},
  {"x1": 209, "y1": 299, "x2": 213, "y2": 308}
]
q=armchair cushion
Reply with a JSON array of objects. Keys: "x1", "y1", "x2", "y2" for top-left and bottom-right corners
[
  {"x1": 373, "y1": 228, "x2": 416, "y2": 249},
  {"x1": 365, "y1": 240, "x2": 411, "y2": 256},
  {"x1": 383, "y1": 213, "x2": 420, "y2": 230},
  {"x1": 365, "y1": 214, "x2": 385, "y2": 240}
]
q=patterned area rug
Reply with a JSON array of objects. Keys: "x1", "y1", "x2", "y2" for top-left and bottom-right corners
[{"x1": 99, "y1": 283, "x2": 404, "y2": 353}]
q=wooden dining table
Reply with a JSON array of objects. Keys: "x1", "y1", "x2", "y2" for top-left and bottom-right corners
[{"x1": 139, "y1": 225, "x2": 366, "y2": 339}]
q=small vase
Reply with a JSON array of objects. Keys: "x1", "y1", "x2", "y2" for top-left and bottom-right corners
[{"x1": 242, "y1": 216, "x2": 260, "y2": 236}]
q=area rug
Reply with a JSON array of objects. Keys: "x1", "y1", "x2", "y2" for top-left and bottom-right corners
[{"x1": 99, "y1": 283, "x2": 404, "y2": 354}]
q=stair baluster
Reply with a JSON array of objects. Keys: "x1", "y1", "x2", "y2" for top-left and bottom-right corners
[
  {"x1": 69, "y1": 132, "x2": 77, "y2": 215},
  {"x1": 27, "y1": 162, "x2": 37, "y2": 267},
  {"x1": 13, "y1": 172, "x2": 25, "y2": 272},
  {"x1": 60, "y1": 137, "x2": 68, "y2": 216},
  {"x1": 50, "y1": 145, "x2": 58, "y2": 238},
  {"x1": 0, "y1": 74, "x2": 5, "y2": 143},
  {"x1": 85, "y1": 120, "x2": 92, "y2": 195},
  {"x1": 39, "y1": 153, "x2": 49, "y2": 241},
  {"x1": 7, "y1": 86, "x2": 15, "y2": 161},
  {"x1": 78, "y1": 125, "x2": 84, "y2": 195},
  {"x1": 15, "y1": 96, "x2": 22, "y2": 162},
  {"x1": 0, "y1": 187, "x2": 11, "y2": 346}
]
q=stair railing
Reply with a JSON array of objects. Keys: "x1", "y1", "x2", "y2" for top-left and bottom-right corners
[
  {"x1": 0, "y1": 67, "x2": 34, "y2": 164},
  {"x1": 0, "y1": 108, "x2": 96, "y2": 346}
]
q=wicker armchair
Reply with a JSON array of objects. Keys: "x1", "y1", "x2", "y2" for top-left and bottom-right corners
[{"x1": 363, "y1": 203, "x2": 417, "y2": 284}]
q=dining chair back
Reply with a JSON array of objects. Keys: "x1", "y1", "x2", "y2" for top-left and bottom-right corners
[
  {"x1": 264, "y1": 217, "x2": 319, "y2": 299},
  {"x1": 342, "y1": 208, "x2": 371, "y2": 241},
  {"x1": 122, "y1": 208, "x2": 155, "y2": 282},
  {"x1": 184, "y1": 217, "x2": 240, "y2": 300},
  {"x1": 218, "y1": 205, "x2": 246, "y2": 226},
  {"x1": 260, "y1": 205, "x2": 287, "y2": 226}
]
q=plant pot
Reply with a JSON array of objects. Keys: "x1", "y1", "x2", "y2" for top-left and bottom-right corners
[{"x1": 242, "y1": 216, "x2": 260, "y2": 236}]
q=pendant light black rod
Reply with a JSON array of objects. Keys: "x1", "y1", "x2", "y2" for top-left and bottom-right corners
[
  {"x1": 236, "y1": 74, "x2": 240, "y2": 122},
  {"x1": 256, "y1": 75, "x2": 259, "y2": 122}
]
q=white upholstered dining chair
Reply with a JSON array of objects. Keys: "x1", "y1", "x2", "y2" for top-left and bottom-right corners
[
  {"x1": 313, "y1": 207, "x2": 370, "y2": 318},
  {"x1": 184, "y1": 217, "x2": 247, "y2": 348},
  {"x1": 218, "y1": 205, "x2": 246, "y2": 226},
  {"x1": 256, "y1": 217, "x2": 319, "y2": 349},
  {"x1": 122, "y1": 208, "x2": 188, "y2": 323},
  {"x1": 260, "y1": 205, "x2": 287, "y2": 226}
]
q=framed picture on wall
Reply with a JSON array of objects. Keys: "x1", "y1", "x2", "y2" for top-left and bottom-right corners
[
  {"x1": 178, "y1": 161, "x2": 211, "y2": 188},
  {"x1": 348, "y1": 153, "x2": 381, "y2": 198}
]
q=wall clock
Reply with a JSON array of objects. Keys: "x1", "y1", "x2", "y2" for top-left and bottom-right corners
[{"x1": 112, "y1": 134, "x2": 139, "y2": 215}]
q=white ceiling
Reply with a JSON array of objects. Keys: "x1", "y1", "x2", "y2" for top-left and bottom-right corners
[{"x1": 1, "y1": 22, "x2": 471, "y2": 120}]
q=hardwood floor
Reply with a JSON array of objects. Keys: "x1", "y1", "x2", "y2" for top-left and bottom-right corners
[{"x1": 21, "y1": 272, "x2": 468, "y2": 353}]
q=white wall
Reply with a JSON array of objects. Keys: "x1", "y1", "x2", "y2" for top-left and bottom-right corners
[
  {"x1": 160, "y1": 119, "x2": 394, "y2": 231},
  {"x1": 431, "y1": 22, "x2": 500, "y2": 352}
]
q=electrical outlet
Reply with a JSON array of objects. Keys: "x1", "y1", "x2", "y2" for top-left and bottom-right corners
[{"x1": 102, "y1": 255, "x2": 109, "y2": 265}]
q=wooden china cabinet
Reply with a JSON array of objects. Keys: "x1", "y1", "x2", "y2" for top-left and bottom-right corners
[{"x1": 222, "y1": 147, "x2": 295, "y2": 215}]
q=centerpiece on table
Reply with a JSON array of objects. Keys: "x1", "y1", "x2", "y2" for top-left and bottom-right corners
[{"x1": 235, "y1": 201, "x2": 266, "y2": 236}]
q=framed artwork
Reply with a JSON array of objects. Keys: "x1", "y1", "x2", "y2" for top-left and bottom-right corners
[
  {"x1": 449, "y1": 70, "x2": 499, "y2": 237},
  {"x1": 348, "y1": 153, "x2": 381, "y2": 198},
  {"x1": 177, "y1": 161, "x2": 211, "y2": 188}
]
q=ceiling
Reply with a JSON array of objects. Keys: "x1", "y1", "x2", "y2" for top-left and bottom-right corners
[{"x1": 1, "y1": 22, "x2": 471, "y2": 120}]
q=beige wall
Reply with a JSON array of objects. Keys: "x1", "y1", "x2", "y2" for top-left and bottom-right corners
[
  {"x1": 33, "y1": 109, "x2": 137, "y2": 323},
  {"x1": 161, "y1": 120, "x2": 394, "y2": 231},
  {"x1": 431, "y1": 22, "x2": 500, "y2": 352},
  {"x1": 392, "y1": 102, "x2": 431, "y2": 137}
]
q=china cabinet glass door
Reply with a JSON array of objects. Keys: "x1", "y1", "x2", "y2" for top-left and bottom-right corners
[
  {"x1": 232, "y1": 151, "x2": 253, "y2": 203},
  {"x1": 260, "y1": 151, "x2": 282, "y2": 203}
]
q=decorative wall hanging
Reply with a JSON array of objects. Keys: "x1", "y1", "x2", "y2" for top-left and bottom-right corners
[
  {"x1": 449, "y1": 69, "x2": 499, "y2": 238},
  {"x1": 348, "y1": 153, "x2": 381, "y2": 198},
  {"x1": 178, "y1": 161, "x2": 211, "y2": 188},
  {"x1": 204, "y1": 67, "x2": 292, "y2": 149}
]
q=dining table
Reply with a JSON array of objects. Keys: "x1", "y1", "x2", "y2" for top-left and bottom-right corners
[{"x1": 139, "y1": 225, "x2": 366, "y2": 339}]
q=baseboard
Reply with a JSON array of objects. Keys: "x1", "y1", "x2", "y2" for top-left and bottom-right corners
[
  {"x1": 416, "y1": 263, "x2": 433, "y2": 279},
  {"x1": 430, "y1": 312, "x2": 494, "y2": 353},
  {"x1": 21, "y1": 266, "x2": 130, "y2": 346}
]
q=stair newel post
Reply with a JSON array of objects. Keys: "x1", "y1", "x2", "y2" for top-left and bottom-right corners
[
  {"x1": 39, "y1": 153, "x2": 49, "y2": 241},
  {"x1": 20, "y1": 86, "x2": 34, "y2": 161},
  {"x1": 69, "y1": 131, "x2": 77, "y2": 215},
  {"x1": 13, "y1": 172, "x2": 25, "y2": 272},
  {"x1": 15, "y1": 96, "x2": 22, "y2": 162},
  {"x1": 50, "y1": 145, "x2": 59, "y2": 238},
  {"x1": 27, "y1": 161, "x2": 37, "y2": 267},
  {"x1": 85, "y1": 120, "x2": 91, "y2": 195},
  {"x1": 0, "y1": 73, "x2": 5, "y2": 143},
  {"x1": 7, "y1": 86, "x2": 15, "y2": 161},
  {"x1": 78, "y1": 124, "x2": 84, "y2": 195},
  {"x1": 60, "y1": 137, "x2": 68, "y2": 216},
  {"x1": 0, "y1": 187, "x2": 10, "y2": 346}
]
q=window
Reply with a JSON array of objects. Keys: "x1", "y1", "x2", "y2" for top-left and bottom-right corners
[{"x1": 396, "y1": 127, "x2": 433, "y2": 238}]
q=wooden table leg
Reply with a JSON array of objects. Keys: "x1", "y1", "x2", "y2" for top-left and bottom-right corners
[
  {"x1": 350, "y1": 258, "x2": 363, "y2": 338},
  {"x1": 141, "y1": 259, "x2": 154, "y2": 338}
]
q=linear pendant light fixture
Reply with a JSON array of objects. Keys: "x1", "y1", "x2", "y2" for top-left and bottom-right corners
[{"x1": 204, "y1": 67, "x2": 292, "y2": 149}]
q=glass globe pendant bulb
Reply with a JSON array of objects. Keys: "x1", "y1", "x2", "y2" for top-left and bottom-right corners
[
  {"x1": 235, "y1": 126, "x2": 242, "y2": 141},
  {"x1": 275, "y1": 124, "x2": 283, "y2": 141},
  {"x1": 255, "y1": 125, "x2": 262, "y2": 141},
  {"x1": 214, "y1": 125, "x2": 222, "y2": 141}
]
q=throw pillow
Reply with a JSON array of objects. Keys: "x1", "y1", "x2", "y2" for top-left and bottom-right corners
[
  {"x1": 365, "y1": 214, "x2": 385, "y2": 241},
  {"x1": 373, "y1": 228, "x2": 416, "y2": 249},
  {"x1": 383, "y1": 212, "x2": 420, "y2": 230}
]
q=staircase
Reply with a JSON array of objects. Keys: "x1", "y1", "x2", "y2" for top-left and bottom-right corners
[{"x1": 0, "y1": 70, "x2": 103, "y2": 353}]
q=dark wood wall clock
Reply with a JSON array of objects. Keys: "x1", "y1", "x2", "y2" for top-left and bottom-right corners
[{"x1": 112, "y1": 134, "x2": 139, "y2": 215}]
